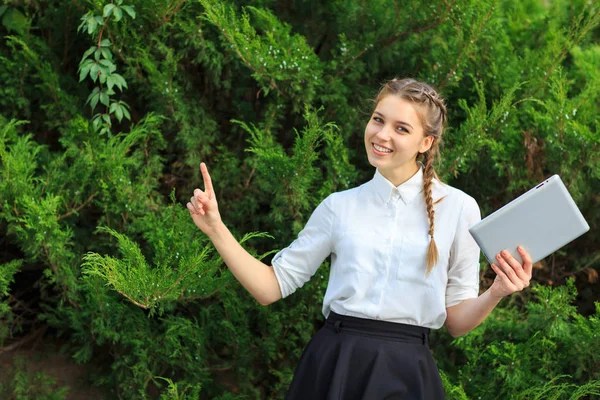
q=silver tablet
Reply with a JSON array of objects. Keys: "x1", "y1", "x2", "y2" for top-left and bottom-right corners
[{"x1": 469, "y1": 175, "x2": 589, "y2": 265}]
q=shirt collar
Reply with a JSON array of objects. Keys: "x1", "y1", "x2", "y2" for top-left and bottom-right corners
[{"x1": 371, "y1": 166, "x2": 448, "y2": 205}]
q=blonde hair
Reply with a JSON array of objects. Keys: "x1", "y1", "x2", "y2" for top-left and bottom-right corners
[{"x1": 374, "y1": 78, "x2": 447, "y2": 274}]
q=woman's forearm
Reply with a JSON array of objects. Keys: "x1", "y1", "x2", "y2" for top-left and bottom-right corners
[
  {"x1": 445, "y1": 289, "x2": 503, "y2": 337},
  {"x1": 208, "y1": 222, "x2": 282, "y2": 306},
  {"x1": 446, "y1": 247, "x2": 534, "y2": 337}
]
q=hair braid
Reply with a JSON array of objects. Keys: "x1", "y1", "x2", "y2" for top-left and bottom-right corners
[{"x1": 423, "y1": 147, "x2": 439, "y2": 275}]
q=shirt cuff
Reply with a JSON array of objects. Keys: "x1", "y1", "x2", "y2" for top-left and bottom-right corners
[
  {"x1": 271, "y1": 251, "x2": 295, "y2": 298},
  {"x1": 445, "y1": 285, "x2": 479, "y2": 308}
]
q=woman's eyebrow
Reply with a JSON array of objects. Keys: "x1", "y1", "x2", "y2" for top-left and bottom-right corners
[{"x1": 373, "y1": 111, "x2": 414, "y2": 129}]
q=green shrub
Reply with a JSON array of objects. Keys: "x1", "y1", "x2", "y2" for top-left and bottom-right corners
[
  {"x1": 0, "y1": 356, "x2": 70, "y2": 400},
  {"x1": 0, "y1": 0, "x2": 598, "y2": 398}
]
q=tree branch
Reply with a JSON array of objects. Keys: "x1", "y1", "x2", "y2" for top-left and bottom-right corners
[
  {"x1": 0, "y1": 325, "x2": 47, "y2": 355},
  {"x1": 58, "y1": 193, "x2": 97, "y2": 220}
]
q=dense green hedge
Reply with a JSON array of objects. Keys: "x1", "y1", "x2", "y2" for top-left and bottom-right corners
[{"x1": 1, "y1": 0, "x2": 599, "y2": 398}]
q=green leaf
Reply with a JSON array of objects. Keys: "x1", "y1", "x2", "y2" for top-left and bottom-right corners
[
  {"x1": 77, "y1": 18, "x2": 87, "y2": 33},
  {"x1": 98, "y1": 70, "x2": 107, "y2": 84},
  {"x1": 99, "y1": 126, "x2": 111, "y2": 136},
  {"x1": 102, "y1": 114, "x2": 111, "y2": 124},
  {"x1": 80, "y1": 46, "x2": 96, "y2": 64},
  {"x1": 115, "y1": 105, "x2": 124, "y2": 122},
  {"x1": 106, "y1": 75, "x2": 115, "y2": 90},
  {"x1": 111, "y1": 73, "x2": 127, "y2": 90},
  {"x1": 78, "y1": 60, "x2": 94, "y2": 82},
  {"x1": 121, "y1": 105, "x2": 131, "y2": 120},
  {"x1": 94, "y1": 48, "x2": 102, "y2": 61},
  {"x1": 99, "y1": 39, "x2": 111, "y2": 48},
  {"x1": 90, "y1": 93, "x2": 100, "y2": 111},
  {"x1": 1, "y1": 7, "x2": 28, "y2": 35},
  {"x1": 86, "y1": 87, "x2": 100, "y2": 103},
  {"x1": 97, "y1": 63, "x2": 113, "y2": 78},
  {"x1": 89, "y1": 63, "x2": 99, "y2": 82},
  {"x1": 123, "y1": 5, "x2": 136, "y2": 19},
  {"x1": 99, "y1": 59, "x2": 115, "y2": 69},
  {"x1": 100, "y1": 91, "x2": 110, "y2": 107},
  {"x1": 109, "y1": 102, "x2": 118, "y2": 113},
  {"x1": 87, "y1": 17, "x2": 98, "y2": 35},
  {"x1": 103, "y1": 4, "x2": 116, "y2": 18},
  {"x1": 92, "y1": 114, "x2": 102, "y2": 130},
  {"x1": 100, "y1": 47, "x2": 113, "y2": 61},
  {"x1": 113, "y1": 7, "x2": 123, "y2": 22}
]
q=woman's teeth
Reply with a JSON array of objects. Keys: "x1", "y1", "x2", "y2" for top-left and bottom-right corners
[{"x1": 373, "y1": 143, "x2": 392, "y2": 153}]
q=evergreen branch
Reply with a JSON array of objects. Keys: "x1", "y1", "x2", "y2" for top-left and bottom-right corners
[
  {"x1": 333, "y1": 48, "x2": 368, "y2": 79},
  {"x1": 381, "y1": 0, "x2": 456, "y2": 47},
  {"x1": 243, "y1": 167, "x2": 255, "y2": 189},
  {"x1": 201, "y1": 2, "x2": 285, "y2": 97},
  {"x1": 157, "y1": 274, "x2": 185, "y2": 299},
  {"x1": 41, "y1": 161, "x2": 61, "y2": 196},
  {"x1": 334, "y1": 0, "x2": 457, "y2": 79},
  {"x1": 217, "y1": 25, "x2": 283, "y2": 97},
  {"x1": 185, "y1": 283, "x2": 230, "y2": 300},
  {"x1": 528, "y1": 10, "x2": 600, "y2": 98},
  {"x1": 106, "y1": 29, "x2": 127, "y2": 64},
  {"x1": 201, "y1": 364, "x2": 232, "y2": 372},
  {"x1": 156, "y1": 0, "x2": 187, "y2": 27},
  {"x1": 438, "y1": 4, "x2": 494, "y2": 90},
  {"x1": 103, "y1": 24, "x2": 146, "y2": 81},
  {"x1": 115, "y1": 288, "x2": 150, "y2": 309},
  {"x1": 41, "y1": 243, "x2": 58, "y2": 274},
  {"x1": 58, "y1": 193, "x2": 97, "y2": 220}
]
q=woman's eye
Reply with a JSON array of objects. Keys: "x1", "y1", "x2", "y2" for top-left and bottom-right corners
[
  {"x1": 396, "y1": 126, "x2": 408, "y2": 133},
  {"x1": 373, "y1": 116, "x2": 383, "y2": 123}
]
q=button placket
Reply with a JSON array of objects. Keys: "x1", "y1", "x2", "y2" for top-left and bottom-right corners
[
  {"x1": 376, "y1": 197, "x2": 400, "y2": 315},
  {"x1": 383, "y1": 199, "x2": 397, "y2": 271}
]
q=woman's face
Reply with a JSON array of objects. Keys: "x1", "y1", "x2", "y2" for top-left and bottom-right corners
[{"x1": 364, "y1": 95, "x2": 433, "y2": 184}]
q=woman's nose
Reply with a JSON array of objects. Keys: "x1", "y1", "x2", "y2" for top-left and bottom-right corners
[{"x1": 375, "y1": 124, "x2": 392, "y2": 141}]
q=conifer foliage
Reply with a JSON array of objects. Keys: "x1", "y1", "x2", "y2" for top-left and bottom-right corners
[{"x1": 1, "y1": 0, "x2": 599, "y2": 398}]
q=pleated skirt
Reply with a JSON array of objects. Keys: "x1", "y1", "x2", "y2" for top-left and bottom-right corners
[{"x1": 285, "y1": 311, "x2": 445, "y2": 400}]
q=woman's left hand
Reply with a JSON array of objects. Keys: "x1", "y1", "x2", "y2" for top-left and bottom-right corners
[{"x1": 490, "y1": 246, "x2": 533, "y2": 299}]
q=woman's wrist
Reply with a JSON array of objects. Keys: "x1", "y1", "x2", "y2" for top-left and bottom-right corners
[
  {"x1": 489, "y1": 283, "x2": 507, "y2": 301},
  {"x1": 206, "y1": 220, "x2": 228, "y2": 242}
]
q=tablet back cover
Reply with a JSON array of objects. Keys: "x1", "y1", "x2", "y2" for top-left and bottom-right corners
[{"x1": 469, "y1": 175, "x2": 589, "y2": 265}]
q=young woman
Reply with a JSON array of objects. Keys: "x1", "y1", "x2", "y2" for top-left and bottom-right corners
[{"x1": 186, "y1": 78, "x2": 533, "y2": 399}]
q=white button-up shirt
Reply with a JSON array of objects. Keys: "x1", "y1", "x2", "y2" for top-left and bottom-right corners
[{"x1": 271, "y1": 167, "x2": 482, "y2": 329}]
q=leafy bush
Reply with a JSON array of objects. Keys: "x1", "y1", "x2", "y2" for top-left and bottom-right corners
[
  {"x1": 0, "y1": 0, "x2": 599, "y2": 398},
  {"x1": 0, "y1": 356, "x2": 69, "y2": 400}
]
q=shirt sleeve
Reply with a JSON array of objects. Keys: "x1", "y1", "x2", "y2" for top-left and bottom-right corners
[
  {"x1": 446, "y1": 195, "x2": 482, "y2": 307},
  {"x1": 271, "y1": 194, "x2": 334, "y2": 298}
]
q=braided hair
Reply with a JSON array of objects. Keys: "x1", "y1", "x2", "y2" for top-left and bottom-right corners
[{"x1": 374, "y1": 78, "x2": 447, "y2": 275}]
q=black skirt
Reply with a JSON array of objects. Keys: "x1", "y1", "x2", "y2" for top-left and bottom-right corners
[{"x1": 285, "y1": 312, "x2": 445, "y2": 400}]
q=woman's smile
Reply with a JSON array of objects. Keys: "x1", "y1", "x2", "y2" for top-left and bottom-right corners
[{"x1": 372, "y1": 143, "x2": 393, "y2": 155}]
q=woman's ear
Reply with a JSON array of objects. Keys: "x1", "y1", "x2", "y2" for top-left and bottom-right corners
[{"x1": 419, "y1": 136, "x2": 434, "y2": 154}]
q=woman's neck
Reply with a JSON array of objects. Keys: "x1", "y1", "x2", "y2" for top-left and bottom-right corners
[{"x1": 379, "y1": 162, "x2": 420, "y2": 187}]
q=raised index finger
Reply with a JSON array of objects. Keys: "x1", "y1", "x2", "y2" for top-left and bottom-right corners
[{"x1": 200, "y1": 162, "x2": 213, "y2": 193}]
